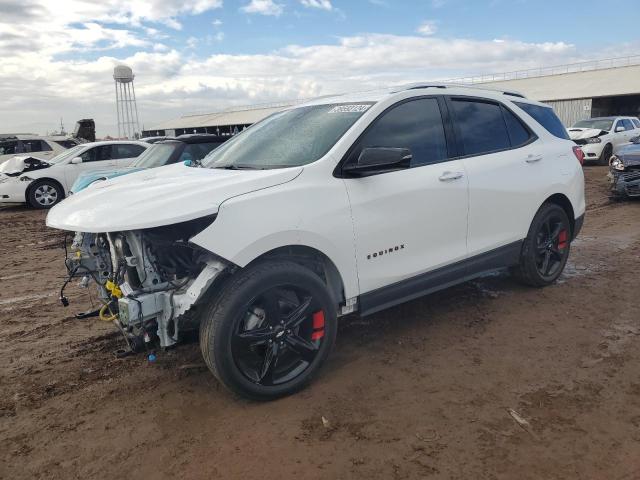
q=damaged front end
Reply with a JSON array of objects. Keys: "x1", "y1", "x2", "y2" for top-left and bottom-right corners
[
  {"x1": 62, "y1": 216, "x2": 231, "y2": 351},
  {"x1": 608, "y1": 143, "x2": 640, "y2": 198},
  {"x1": 0, "y1": 156, "x2": 51, "y2": 176}
]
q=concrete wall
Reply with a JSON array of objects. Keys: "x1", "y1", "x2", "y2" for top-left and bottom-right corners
[{"x1": 481, "y1": 64, "x2": 640, "y2": 102}]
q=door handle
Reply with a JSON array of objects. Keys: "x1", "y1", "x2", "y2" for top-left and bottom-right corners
[
  {"x1": 525, "y1": 154, "x2": 543, "y2": 163},
  {"x1": 439, "y1": 171, "x2": 464, "y2": 181}
]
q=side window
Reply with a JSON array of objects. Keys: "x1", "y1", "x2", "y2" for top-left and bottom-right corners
[
  {"x1": 21, "y1": 140, "x2": 52, "y2": 153},
  {"x1": 621, "y1": 119, "x2": 634, "y2": 131},
  {"x1": 632, "y1": 118, "x2": 640, "y2": 129},
  {"x1": 114, "y1": 144, "x2": 145, "y2": 159},
  {"x1": 0, "y1": 140, "x2": 18, "y2": 155},
  {"x1": 451, "y1": 99, "x2": 510, "y2": 156},
  {"x1": 183, "y1": 142, "x2": 223, "y2": 162},
  {"x1": 514, "y1": 102, "x2": 569, "y2": 140},
  {"x1": 80, "y1": 147, "x2": 96, "y2": 162},
  {"x1": 350, "y1": 98, "x2": 448, "y2": 167},
  {"x1": 501, "y1": 106, "x2": 533, "y2": 148},
  {"x1": 80, "y1": 146, "x2": 111, "y2": 162}
]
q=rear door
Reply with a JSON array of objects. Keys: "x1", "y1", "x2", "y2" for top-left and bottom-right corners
[
  {"x1": 449, "y1": 97, "x2": 542, "y2": 257},
  {"x1": 341, "y1": 96, "x2": 469, "y2": 296}
]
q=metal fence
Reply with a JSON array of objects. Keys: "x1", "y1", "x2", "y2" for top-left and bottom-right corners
[{"x1": 442, "y1": 55, "x2": 640, "y2": 85}]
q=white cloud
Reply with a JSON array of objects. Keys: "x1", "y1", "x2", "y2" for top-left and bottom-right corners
[
  {"x1": 1, "y1": 2, "x2": 637, "y2": 137},
  {"x1": 299, "y1": 0, "x2": 333, "y2": 10},
  {"x1": 417, "y1": 20, "x2": 437, "y2": 36},
  {"x1": 241, "y1": 0, "x2": 284, "y2": 16},
  {"x1": 212, "y1": 18, "x2": 223, "y2": 26}
]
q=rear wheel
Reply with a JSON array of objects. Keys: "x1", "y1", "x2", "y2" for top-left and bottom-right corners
[
  {"x1": 200, "y1": 261, "x2": 337, "y2": 400},
  {"x1": 599, "y1": 143, "x2": 613, "y2": 166},
  {"x1": 514, "y1": 203, "x2": 571, "y2": 287},
  {"x1": 27, "y1": 180, "x2": 64, "y2": 209}
]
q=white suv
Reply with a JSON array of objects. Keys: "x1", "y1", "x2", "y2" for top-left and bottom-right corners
[
  {"x1": 47, "y1": 84, "x2": 585, "y2": 399},
  {"x1": 568, "y1": 116, "x2": 640, "y2": 165}
]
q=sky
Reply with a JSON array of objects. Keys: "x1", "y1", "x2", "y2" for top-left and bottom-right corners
[{"x1": 1, "y1": 0, "x2": 639, "y2": 137}]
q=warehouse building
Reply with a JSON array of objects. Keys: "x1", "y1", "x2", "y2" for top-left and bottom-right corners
[
  {"x1": 466, "y1": 55, "x2": 640, "y2": 127},
  {"x1": 141, "y1": 101, "x2": 300, "y2": 138},
  {"x1": 143, "y1": 56, "x2": 640, "y2": 137}
]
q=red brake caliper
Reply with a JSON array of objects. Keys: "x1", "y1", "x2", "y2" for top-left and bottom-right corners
[
  {"x1": 311, "y1": 311, "x2": 325, "y2": 341},
  {"x1": 557, "y1": 229, "x2": 568, "y2": 250}
]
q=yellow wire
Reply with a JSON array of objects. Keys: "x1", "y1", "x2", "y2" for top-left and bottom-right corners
[{"x1": 99, "y1": 303, "x2": 118, "y2": 322}]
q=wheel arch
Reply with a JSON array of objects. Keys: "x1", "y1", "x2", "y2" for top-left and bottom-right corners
[
  {"x1": 245, "y1": 245, "x2": 347, "y2": 310},
  {"x1": 25, "y1": 177, "x2": 66, "y2": 204},
  {"x1": 542, "y1": 193, "x2": 575, "y2": 236}
]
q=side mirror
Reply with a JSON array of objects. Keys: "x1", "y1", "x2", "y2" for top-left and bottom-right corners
[
  {"x1": 70, "y1": 157, "x2": 83, "y2": 164},
  {"x1": 343, "y1": 147, "x2": 412, "y2": 176},
  {"x1": 615, "y1": 126, "x2": 625, "y2": 133}
]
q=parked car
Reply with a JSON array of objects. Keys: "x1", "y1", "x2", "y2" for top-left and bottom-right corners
[
  {"x1": 70, "y1": 134, "x2": 225, "y2": 194},
  {"x1": 567, "y1": 116, "x2": 640, "y2": 165},
  {"x1": 48, "y1": 84, "x2": 585, "y2": 399},
  {"x1": 608, "y1": 134, "x2": 640, "y2": 198},
  {"x1": 0, "y1": 135, "x2": 80, "y2": 165},
  {"x1": 0, "y1": 140, "x2": 149, "y2": 208}
]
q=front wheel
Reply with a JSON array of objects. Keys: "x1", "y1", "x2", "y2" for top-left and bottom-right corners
[
  {"x1": 514, "y1": 203, "x2": 571, "y2": 287},
  {"x1": 27, "y1": 180, "x2": 64, "y2": 209},
  {"x1": 199, "y1": 261, "x2": 337, "y2": 400},
  {"x1": 598, "y1": 143, "x2": 613, "y2": 166}
]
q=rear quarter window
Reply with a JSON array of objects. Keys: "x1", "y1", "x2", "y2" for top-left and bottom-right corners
[{"x1": 514, "y1": 102, "x2": 569, "y2": 140}]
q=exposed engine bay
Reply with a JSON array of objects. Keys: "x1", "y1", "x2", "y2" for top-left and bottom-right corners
[{"x1": 61, "y1": 216, "x2": 229, "y2": 352}]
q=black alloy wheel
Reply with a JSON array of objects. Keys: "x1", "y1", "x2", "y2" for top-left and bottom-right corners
[
  {"x1": 200, "y1": 261, "x2": 337, "y2": 400},
  {"x1": 231, "y1": 286, "x2": 327, "y2": 386},
  {"x1": 533, "y1": 213, "x2": 570, "y2": 280},
  {"x1": 514, "y1": 203, "x2": 571, "y2": 287}
]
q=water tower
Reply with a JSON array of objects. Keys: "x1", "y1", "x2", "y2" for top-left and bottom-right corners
[{"x1": 113, "y1": 65, "x2": 141, "y2": 139}]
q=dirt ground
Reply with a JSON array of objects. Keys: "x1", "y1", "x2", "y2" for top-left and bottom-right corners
[{"x1": 1, "y1": 166, "x2": 639, "y2": 480}]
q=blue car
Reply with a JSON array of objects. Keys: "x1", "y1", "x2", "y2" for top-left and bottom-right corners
[{"x1": 70, "y1": 134, "x2": 225, "y2": 193}]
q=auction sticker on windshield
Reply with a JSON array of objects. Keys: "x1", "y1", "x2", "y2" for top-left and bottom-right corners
[{"x1": 328, "y1": 104, "x2": 371, "y2": 113}]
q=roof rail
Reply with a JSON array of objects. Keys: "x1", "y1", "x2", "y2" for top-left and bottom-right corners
[{"x1": 396, "y1": 82, "x2": 527, "y2": 99}]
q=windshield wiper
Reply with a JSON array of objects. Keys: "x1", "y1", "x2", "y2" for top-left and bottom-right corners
[{"x1": 214, "y1": 164, "x2": 267, "y2": 170}]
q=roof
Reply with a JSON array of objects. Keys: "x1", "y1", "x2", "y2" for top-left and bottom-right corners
[
  {"x1": 168, "y1": 134, "x2": 227, "y2": 143},
  {"x1": 147, "y1": 102, "x2": 301, "y2": 131}
]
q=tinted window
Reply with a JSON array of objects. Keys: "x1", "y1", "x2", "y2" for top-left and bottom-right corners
[
  {"x1": 182, "y1": 142, "x2": 224, "y2": 162},
  {"x1": 515, "y1": 102, "x2": 570, "y2": 139},
  {"x1": 451, "y1": 99, "x2": 510, "y2": 156},
  {"x1": 350, "y1": 98, "x2": 448, "y2": 167},
  {"x1": 632, "y1": 119, "x2": 640, "y2": 129},
  {"x1": 502, "y1": 107, "x2": 532, "y2": 147},
  {"x1": 81, "y1": 145, "x2": 112, "y2": 162},
  {"x1": 113, "y1": 144, "x2": 145, "y2": 159},
  {"x1": 21, "y1": 140, "x2": 52, "y2": 153},
  {"x1": 0, "y1": 140, "x2": 18, "y2": 155}
]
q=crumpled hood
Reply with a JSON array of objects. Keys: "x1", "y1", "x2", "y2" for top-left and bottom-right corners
[
  {"x1": 617, "y1": 143, "x2": 640, "y2": 168},
  {"x1": 567, "y1": 128, "x2": 606, "y2": 140},
  {"x1": 47, "y1": 163, "x2": 303, "y2": 232},
  {"x1": 0, "y1": 156, "x2": 50, "y2": 176}
]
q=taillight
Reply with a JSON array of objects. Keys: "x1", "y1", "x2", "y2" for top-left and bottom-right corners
[{"x1": 572, "y1": 146, "x2": 584, "y2": 165}]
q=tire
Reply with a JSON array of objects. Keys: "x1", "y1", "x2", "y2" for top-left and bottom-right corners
[
  {"x1": 514, "y1": 203, "x2": 571, "y2": 287},
  {"x1": 199, "y1": 260, "x2": 337, "y2": 400},
  {"x1": 27, "y1": 179, "x2": 64, "y2": 209},
  {"x1": 598, "y1": 143, "x2": 613, "y2": 166}
]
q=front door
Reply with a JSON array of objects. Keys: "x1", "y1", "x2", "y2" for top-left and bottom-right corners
[{"x1": 342, "y1": 97, "x2": 469, "y2": 296}]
